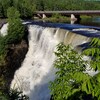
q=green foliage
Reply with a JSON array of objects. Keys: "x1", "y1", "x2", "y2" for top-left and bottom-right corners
[
  {"x1": 0, "y1": 7, "x2": 25, "y2": 55},
  {"x1": 50, "y1": 43, "x2": 88, "y2": 100},
  {"x1": 82, "y1": 38, "x2": 100, "y2": 99},
  {"x1": 33, "y1": 0, "x2": 100, "y2": 11},
  {"x1": 0, "y1": 89, "x2": 29, "y2": 100},
  {"x1": 83, "y1": 38, "x2": 100, "y2": 71},
  {"x1": 0, "y1": 0, "x2": 100, "y2": 18},
  {"x1": 81, "y1": 73, "x2": 100, "y2": 99},
  {"x1": 7, "y1": 7, "x2": 20, "y2": 21},
  {"x1": 0, "y1": 36, "x2": 8, "y2": 55},
  {"x1": 0, "y1": 92, "x2": 8, "y2": 100},
  {"x1": 13, "y1": 0, "x2": 36, "y2": 18},
  {"x1": 7, "y1": 7, "x2": 25, "y2": 44},
  {"x1": 0, "y1": 0, "x2": 36, "y2": 18},
  {"x1": 52, "y1": 13, "x2": 62, "y2": 19},
  {"x1": 0, "y1": 0, "x2": 11, "y2": 17},
  {"x1": 50, "y1": 42, "x2": 100, "y2": 100},
  {"x1": 0, "y1": 54, "x2": 6, "y2": 66},
  {"x1": 44, "y1": 13, "x2": 69, "y2": 23}
]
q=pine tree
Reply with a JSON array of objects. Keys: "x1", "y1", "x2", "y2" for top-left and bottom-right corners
[{"x1": 6, "y1": 7, "x2": 25, "y2": 44}]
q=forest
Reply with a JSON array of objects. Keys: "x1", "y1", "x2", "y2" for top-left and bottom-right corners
[{"x1": 0, "y1": 0, "x2": 100, "y2": 18}]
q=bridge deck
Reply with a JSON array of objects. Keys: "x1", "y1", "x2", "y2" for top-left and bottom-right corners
[{"x1": 34, "y1": 10, "x2": 100, "y2": 15}]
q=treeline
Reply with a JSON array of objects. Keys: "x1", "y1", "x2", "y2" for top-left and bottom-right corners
[
  {"x1": 0, "y1": 0, "x2": 100, "y2": 18},
  {"x1": 34, "y1": 0, "x2": 100, "y2": 11},
  {"x1": 0, "y1": 0, "x2": 35, "y2": 18}
]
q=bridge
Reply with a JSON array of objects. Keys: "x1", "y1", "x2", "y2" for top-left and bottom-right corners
[
  {"x1": 34, "y1": 10, "x2": 100, "y2": 19},
  {"x1": 34, "y1": 10, "x2": 100, "y2": 16}
]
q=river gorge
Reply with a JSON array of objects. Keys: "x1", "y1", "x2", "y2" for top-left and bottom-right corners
[{"x1": 0, "y1": 20, "x2": 100, "y2": 100}]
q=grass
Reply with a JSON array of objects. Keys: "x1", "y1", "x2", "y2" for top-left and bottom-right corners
[
  {"x1": 43, "y1": 17, "x2": 70, "y2": 23},
  {"x1": 33, "y1": 13, "x2": 70, "y2": 23}
]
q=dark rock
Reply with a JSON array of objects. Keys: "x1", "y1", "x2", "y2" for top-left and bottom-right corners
[
  {"x1": 5, "y1": 39, "x2": 28, "y2": 89},
  {"x1": 0, "y1": 19, "x2": 7, "y2": 29}
]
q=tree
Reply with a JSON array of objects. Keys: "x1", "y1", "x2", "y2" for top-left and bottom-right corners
[
  {"x1": 13, "y1": 0, "x2": 36, "y2": 18},
  {"x1": 0, "y1": 0, "x2": 11, "y2": 17},
  {"x1": 7, "y1": 7, "x2": 25, "y2": 44},
  {"x1": 49, "y1": 42, "x2": 100, "y2": 100},
  {"x1": 82, "y1": 38, "x2": 100, "y2": 99},
  {"x1": 0, "y1": 0, "x2": 36, "y2": 18},
  {"x1": 50, "y1": 43, "x2": 87, "y2": 100}
]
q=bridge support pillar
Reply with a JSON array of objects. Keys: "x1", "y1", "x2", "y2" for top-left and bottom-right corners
[
  {"x1": 42, "y1": 14, "x2": 47, "y2": 19},
  {"x1": 71, "y1": 14, "x2": 81, "y2": 24},
  {"x1": 37, "y1": 14, "x2": 42, "y2": 19}
]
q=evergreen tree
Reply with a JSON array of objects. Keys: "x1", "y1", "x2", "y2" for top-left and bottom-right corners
[
  {"x1": 13, "y1": 0, "x2": 36, "y2": 18},
  {"x1": 0, "y1": 0, "x2": 11, "y2": 17},
  {"x1": 7, "y1": 7, "x2": 25, "y2": 44}
]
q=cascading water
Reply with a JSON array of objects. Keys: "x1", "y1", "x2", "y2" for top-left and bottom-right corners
[
  {"x1": 11, "y1": 25, "x2": 90, "y2": 100},
  {"x1": 0, "y1": 23, "x2": 8, "y2": 36}
]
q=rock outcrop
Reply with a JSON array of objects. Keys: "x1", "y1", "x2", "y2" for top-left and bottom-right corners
[{"x1": 0, "y1": 26, "x2": 29, "y2": 90}]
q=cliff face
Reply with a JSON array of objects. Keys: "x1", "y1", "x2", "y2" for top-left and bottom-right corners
[
  {"x1": 5, "y1": 40, "x2": 28, "y2": 87},
  {"x1": 0, "y1": 23, "x2": 29, "y2": 90},
  {"x1": 1, "y1": 32, "x2": 28, "y2": 91}
]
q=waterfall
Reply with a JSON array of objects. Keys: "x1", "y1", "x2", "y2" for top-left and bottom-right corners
[
  {"x1": 11, "y1": 25, "x2": 89, "y2": 100},
  {"x1": 0, "y1": 23, "x2": 8, "y2": 36}
]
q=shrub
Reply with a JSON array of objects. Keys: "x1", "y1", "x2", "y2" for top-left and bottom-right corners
[{"x1": 49, "y1": 42, "x2": 100, "y2": 100}]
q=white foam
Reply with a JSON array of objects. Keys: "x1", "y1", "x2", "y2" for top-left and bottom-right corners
[{"x1": 0, "y1": 23, "x2": 8, "y2": 36}]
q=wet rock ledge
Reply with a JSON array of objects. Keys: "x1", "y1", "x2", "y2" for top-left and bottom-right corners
[
  {"x1": 6, "y1": 39, "x2": 28, "y2": 87},
  {"x1": 0, "y1": 26, "x2": 29, "y2": 90}
]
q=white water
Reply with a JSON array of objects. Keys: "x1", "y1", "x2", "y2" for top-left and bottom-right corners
[
  {"x1": 0, "y1": 23, "x2": 8, "y2": 36},
  {"x1": 11, "y1": 25, "x2": 90, "y2": 100},
  {"x1": 73, "y1": 28, "x2": 98, "y2": 33}
]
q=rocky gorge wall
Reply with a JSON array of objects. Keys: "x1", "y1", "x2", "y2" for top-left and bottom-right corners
[{"x1": 0, "y1": 24, "x2": 29, "y2": 90}]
